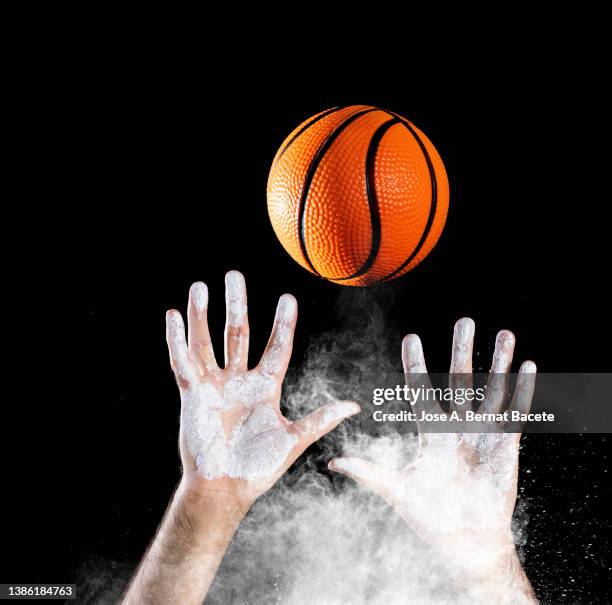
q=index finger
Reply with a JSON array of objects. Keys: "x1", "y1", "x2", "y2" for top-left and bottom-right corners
[{"x1": 258, "y1": 294, "x2": 298, "y2": 378}]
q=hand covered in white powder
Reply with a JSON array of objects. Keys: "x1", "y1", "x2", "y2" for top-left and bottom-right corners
[
  {"x1": 166, "y1": 271, "x2": 360, "y2": 510},
  {"x1": 329, "y1": 318, "x2": 537, "y2": 575}
]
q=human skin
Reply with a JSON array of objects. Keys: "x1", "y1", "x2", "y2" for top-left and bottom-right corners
[
  {"x1": 123, "y1": 272, "x2": 360, "y2": 605},
  {"x1": 329, "y1": 318, "x2": 539, "y2": 604}
]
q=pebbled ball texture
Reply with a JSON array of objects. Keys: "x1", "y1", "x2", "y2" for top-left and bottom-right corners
[{"x1": 267, "y1": 105, "x2": 449, "y2": 286}]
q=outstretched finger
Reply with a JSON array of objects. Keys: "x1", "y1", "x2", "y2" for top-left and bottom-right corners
[
  {"x1": 402, "y1": 334, "x2": 429, "y2": 377},
  {"x1": 258, "y1": 294, "x2": 297, "y2": 379},
  {"x1": 187, "y1": 281, "x2": 217, "y2": 371},
  {"x1": 166, "y1": 310, "x2": 197, "y2": 388},
  {"x1": 402, "y1": 334, "x2": 435, "y2": 434},
  {"x1": 224, "y1": 271, "x2": 249, "y2": 371},
  {"x1": 481, "y1": 330, "x2": 515, "y2": 414},
  {"x1": 402, "y1": 334, "x2": 433, "y2": 391},
  {"x1": 508, "y1": 360, "x2": 537, "y2": 440},
  {"x1": 449, "y1": 317, "x2": 475, "y2": 413},
  {"x1": 328, "y1": 457, "x2": 401, "y2": 504}
]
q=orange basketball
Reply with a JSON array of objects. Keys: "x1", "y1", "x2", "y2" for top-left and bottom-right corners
[{"x1": 267, "y1": 105, "x2": 450, "y2": 286}]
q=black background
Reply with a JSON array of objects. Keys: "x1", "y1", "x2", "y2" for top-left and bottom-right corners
[{"x1": 2, "y1": 35, "x2": 610, "y2": 604}]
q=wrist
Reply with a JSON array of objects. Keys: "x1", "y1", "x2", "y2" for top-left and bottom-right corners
[
  {"x1": 175, "y1": 478, "x2": 250, "y2": 527},
  {"x1": 441, "y1": 530, "x2": 516, "y2": 576},
  {"x1": 123, "y1": 479, "x2": 248, "y2": 604},
  {"x1": 444, "y1": 539, "x2": 537, "y2": 603}
]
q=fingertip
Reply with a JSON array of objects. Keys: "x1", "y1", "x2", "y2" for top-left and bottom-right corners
[
  {"x1": 225, "y1": 270, "x2": 246, "y2": 290},
  {"x1": 328, "y1": 458, "x2": 347, "y2": 473},
  {"x1": 307, "y1": 401, "x2": 360, "y2": 438},
  {"x1": 346, "y1": 401, "x2": 361, "y2": 415},
  {"x1": 328, "y1": 457, "x2": 355, "y2": 474},
  {"x1": 279, "y1": 292, "x2": 297, "y2": 304},
  {"x1": 520, "y1": 360, "x2": 537, "y2": 374},
  {"x1": 454, "y1": 317, "x2": 475, "y2": 338},
  {"x1": 166, "y1": 309, "x2": 182, "y2": 325},
  {"x1": 402, "y1": 333, "x2": 422, "y2": 353},
  {"x1": 323, "y1": 401, "x2": 361, "y2": 424},
  {"x1": 277, "y1": 293, "x2": 298, "y2": 321},
  {"x1": 402, "y1": 334, "x2": 427, "y2": 373},
  {"x1": 496, "y1": 329, "x2": 516, "y2": 349},
  {"x1": 165, "y1": 309, "x2": 185, "y2": 339},
  {"x1": 190, "y1": 281, "x2": 208, "y2": 312}
]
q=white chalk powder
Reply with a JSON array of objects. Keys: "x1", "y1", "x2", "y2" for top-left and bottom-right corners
[
  {"x1": 403, "y1": 334, "x2": 427, "y2": 373},
  {"x1": 225, "y1": 271, "x2": 247, "y2": 328},
  {"x1": 450, "y1": 317, "x2": 474, "y2": 367},
  {"x1": 203, "y1": 297, "x2": 539, "y2": 604},
  {"x1": 491, "y1": 330, "x2": 515, "y2": 373},
  {"x1": 260, "y1": 294, "x2": 296, "y2": 376},
  {"x1": 393, "y1": 442, "x2": 511, "y2": 534},
  {"x1": 191, "y1": 281, "x2": 208, "y2": 313},
  {"x1": 223, "y1": 373, "x2": 277, "y2": 408},
  {"x1": 169, "y1": 277, "x2": 301, "y2": 481},
  {"x1": 320, "y1": 401, "x2": 360, "y2": 429},
  {"x1": 181, "y1": 378, "x2": 297, "y2": 480}
]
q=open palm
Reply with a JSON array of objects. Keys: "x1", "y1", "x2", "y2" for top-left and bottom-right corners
[
  {"x1": 166, "y1": 271, "x2": 359, "y2": 506},
  {"x1": 330, "y1": 318, "x2": 536, "y2": 564}
]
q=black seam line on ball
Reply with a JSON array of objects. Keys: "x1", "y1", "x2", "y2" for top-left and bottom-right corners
[
  {"x1": 380, "y1": 111, "x2": 438, "y2": 282},
  {"x1": 272, "y1": 106, "x2": 344, "y2": 167},
  {"x1": 298, "y1": 107, "x2": 383, "y2": 275},
  {"x1": 330, "y1": 117, "x2": 401, "y2": 281}
]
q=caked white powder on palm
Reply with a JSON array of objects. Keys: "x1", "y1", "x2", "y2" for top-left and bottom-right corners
[
  {"x1": 336, "y1": 433, "x2": 511, "y2": 534},
  {"x1": 180, "y1": 378, "x2": 296, "y2": 480},
  {"x1": 182, "y1": 405, "x2": 229, "y2": 478},
  {"x1": 230, "y1": 406, "x2": 297, "y2": 478},
  {"x1": 393, "y1": 461, "x2": 509, "y2": 534},
  {"x1": 171, "y1": 282, "x2": 304, "y2": 481},
  {"x1": 223, "y1": 373, "x2": 277, "y2": 407}
]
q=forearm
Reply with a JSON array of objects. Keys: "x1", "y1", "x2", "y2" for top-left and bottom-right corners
[{"x1": 123, "y1": 481, "x2": 247, "y2": 605}]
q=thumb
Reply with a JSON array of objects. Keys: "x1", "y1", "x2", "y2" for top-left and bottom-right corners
[
  {"x1": 328, "y1": 457, "x2": 401, "y2": 503},
  {"x1": 272, "y1": 401, "x2": 360, "y2": 480},
  {"x1": 291, "y1": 400, "x2": 360, "y2": 450}
]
